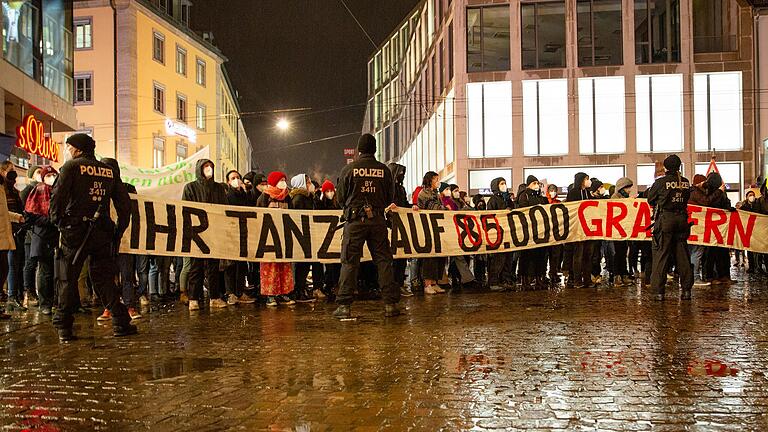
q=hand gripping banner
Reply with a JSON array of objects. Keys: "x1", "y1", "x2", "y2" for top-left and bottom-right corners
[{"x1": 120, "y1": 195, "x2": 766, "y2": 263}]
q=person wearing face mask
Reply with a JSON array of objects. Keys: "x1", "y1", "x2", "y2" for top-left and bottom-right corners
[
  {"x1": 587, "y1": 178, "x2": 608, "y2": 285},
  {"x1": 443, "y1": 184, "x2": 476, "y2": 291},
  {"x1": 290, "y1": 173, "x2": 320, "y2": 303},
  {"x1": 256, "y1": 171, "x2": 296, "y2": 307},
  {"x1": 545, "y1": 185, "x2": 564, "y2": 287},
  {"x1": 0, "y1": 161, "x2": 26, "y2": 312},
  {"x1": 387, "y1": 163, "x2": 413, "y2": 297},
  {"x1": 486, "y1": 177, "x2": 515, "y2": 292},
  {"x1": 740, "y1": 190, "x2": 760, "y2": 273},
  {"x1": 0, "y1": 165, "x2": 24, "y2": 320},
  {"x1": 701, "y1": 172, "x2": 733, "y2": 287},
  {"x1": 317, "y1": 180, "x2": 341, "y2": 301},
  {"x1": 49, "y1": 134, "x2": 134, "y2": 341},
  {"x1": 565, "y1": 172, "x2": 595, "y2": 289},
  {"x1": 241, "y1": 171, "x2": 265, "y2": 298},
  {"x1": 23, "y1": 166, "x2": 60, "y2": 316},
  {"x1": 470, "y1": 194, "x2": 488, "y2": 285},
  {"x1": 20, "y1": 165, "x2": 42, "y2": 308},
  {"x1": 610, "y1": 177, "x2": 635, "y2": 287},
  {"x1": 182, "y1": 158, "x2": 229, "y2": 311},
  {"x1": 223, "y1": 170, "x2": 257, "y2": 306},
  {"x1": 516, "y1": 176, "x2": 549, "y2": 290},
  {"x1": 416, "y1": 175, "x2": 448, "y2": 295}
]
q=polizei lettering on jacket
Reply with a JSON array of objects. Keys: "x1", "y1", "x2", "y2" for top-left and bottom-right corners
[
  {"x1": 80, "y1": 165, "x2": 115, "y2": 178},
  {"x1": 665, "y1": 181, "x2": 690, "y2": 189},
  {"x1": 353, "y1": 168, "x2": 385, "y2": 178}
]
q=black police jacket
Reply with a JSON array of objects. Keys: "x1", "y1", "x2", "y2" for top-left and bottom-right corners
[
  {"x1": 50, "y1": 153, "x2": 131, "y2": 241},
  {"x1": 647, "y1": 172, "x2": 691, "y2": 213},
  {"x1": 337, "y1": 154, "x2": 394, "y2": 216}
]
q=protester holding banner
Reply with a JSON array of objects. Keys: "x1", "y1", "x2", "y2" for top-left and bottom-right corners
[
  {"x1": 647, "y1": 155, "x2": 693, "y2": 301},
  {"x1": 703, "y1": 172, "x2": 733, "y2": 285},
  {"x1": 256, "y1": 171, "x2": 296, "y2": 307},
  {"x1": 566, "y1": 172, "x2": 595, "y2": 289},
  {"x1": 689, "y1": 174, "x2": 711, "y2": 284},
  {"x1": 446, "y1": 184, "x2": 476, "y2": 290},
  {"x1": 317, "y1": 180, "x2": 341, "y2": 301},
  {"x1": 546, "y1": 184, "x2": 563, "y2": 286},
  {"x1": 290, "y1": 173, "x2": 319, "y2": 303},
  {"x1": 182, "y1": 158, "x2": 229, "y2": 311},
  {"x1": 242, "y1": 171, "x2": 266, "y2": 296},
  {"x1": 517, "y1": 175, "x2": 549, "y2": 290},
  {"x1": 487, "y1": 177, "x2": 515, "y2": 292},
  {"x1": 388, "y1": 163, "x2": 412, "y2": 297},
  {"x1": 611, "y1": 177, "x2": 635, "y2": 287},
  {"x1": 418, "y1": 175, "x2": 449, "y2": 295},
  {"x1": 589, "y1": 178, "x2": 609, "y2": 284},
  {"x1": 224, "y1": 170, "x2": 257, "y2": 305}
]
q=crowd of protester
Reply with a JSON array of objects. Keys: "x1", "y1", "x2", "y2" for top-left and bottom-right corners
[{"x1": 0, "y1": 157, "x2": 766, "y2": 320}]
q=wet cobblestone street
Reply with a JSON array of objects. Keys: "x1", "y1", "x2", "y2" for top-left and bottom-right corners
[{"x1": 2, "y1": 272, "x2": 768, "y2": 431}]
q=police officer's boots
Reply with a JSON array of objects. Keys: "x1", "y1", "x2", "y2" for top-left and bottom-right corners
[
  {"x1": 680, "y1": 288, "x2": 692, "y2": 301},
  {"x1": 333, "y1": 305, "x2": 351, "y2": 319},
  {"x1": 384, "y1": 304, "x2": 400, "y2": 317}
]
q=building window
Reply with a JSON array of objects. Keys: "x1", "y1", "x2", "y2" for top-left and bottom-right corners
[
  {"x1": 74, "y1": 18, "x2": 92, "y2": 50},
  {"x1": 467, "y1": 81, "x2": 513, "y2": 158},
  {"x1": 578, "y1": 77, "x2": 626, "y2": 154},
  {"x1": 153, "y1": 83, "x2": 165, "y2": 114},
  {"x1": 693, "y1": 0, "x2": 738, "y2": 53},
  {"x1": 153, "y1": 32, "x2": 165, "y2": 63},
  {"x1": 577, "y1": 0, "x2": 622, "y2": 66},
  {"x1": 521, "y1": 1, "x2": 566, "y2": 70},
  {"x1": 469, "y1": 169, "x2": 513, "y2": 194},
  {"x1": 196, "y1": 58, "x2": 206, "y2": 86},
  {"x1": 176, "y1": 46, "x2": 187, "y2": 76},
  {"x1": 445, "y1": 90, "x2": 455, "y2": 164},
  {"x1": 176, "y1": 94, "x2": 187, "y2": 123},
  {"x1": 635, "y1": 0, "x2": 680, "y2": 64},
  {"x1": 176, "y1": 142, "x2": 187, "y2": 162},
  {"x1": 635, "y1": 74, "x2": 683, "y2": 152},
  {"x1": 181, "y1": 1, "x2": 191, "y2": 26},
  {"x1": 153, "y1": 137, "x2": 165, "y2": 168},
  {"x1": 196, "y1": 103, "x2": 206, "y2": 130},
  {"x1": 466, "y1": 6, "x2": 510, "y2": 73},
  {"x1": 74, "y1": 74, "x2": 93, "y2": 105},
  {"x1": 522, "y1": 79, "x2": 568, "y2": 156},
  {"x1": 694, "y1": 72, "x2": 742, "y2": 152}
]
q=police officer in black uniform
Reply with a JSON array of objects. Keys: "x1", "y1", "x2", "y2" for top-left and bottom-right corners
[
  {"x1": 647, "y1": 154, "x2": 693, "y2": 301},
  {"x1": 50, "y1": 134, "x2": 135, "y2": 341},
  {"x1": 333, "y1": 134, "x2": 400, "y2": 319}
]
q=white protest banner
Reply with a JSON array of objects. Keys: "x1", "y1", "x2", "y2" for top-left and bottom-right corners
[
  {"x1": 120, "y1": 195, "x2": 768, "y2": 263},
  {"x1": 118, "y1": 147, "x2": 210, "y2": 199}
]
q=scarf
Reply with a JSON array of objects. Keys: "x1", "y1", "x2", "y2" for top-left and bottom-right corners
[
  {"x1": 25, "y1": 183, "x2": 52, "y2": 217},
  {"x1": 441, "y1": 195, "x2": 459, "y2": 211},
  {"x1": 264, "y1": 185, "x2": 289, "y2": 201}
]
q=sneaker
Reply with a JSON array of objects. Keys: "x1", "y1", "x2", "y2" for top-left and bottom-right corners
[
  {"x1": 227, "y1": 294, "x2": 239, "y2": 305},
  {"x1": 278, "y1": 295, "x2": 296, "y2": 305},
  {"x1": 266, "y1": 297, "x2": 278, "y2": 307},
  {"x1": 96, "y1": 309, "x2": 112, "y2": 321},
  {"x1": 400, "y1": 286, "x2": 414, "y2": 297},
  {"x1": 434, "y1": 285, "x2": 446, "y2": 293},
  {"x1": 6, "y1": 299, "x2": 27, "y2": 312},
  {"x1": 694, "y1": 279, "x2": 711, "y2": 287},
  {"x1": 489, "y1": 284, "x2": 506, "y2": 292},
  {"x1": 139, "y1": 295, "x2": 150, "y2": 307},
  {"x1": 41, "y1": 307, "x2": 52, "y2": 316},
  {"x1": 333, "y1": 305, "x2": 351, "y2": 319},
  {"x1": 188, "y1": 300, "x2": 200, "y2": 311},
  {"x1": 238, "y1": 293, "x2": 256, "y2": 304},
  {"x1": 113, "y1": 323, "x2": 138, "y2": 337},
  {"x1": 384, "y1": 304, "x2": 401, "y2": 317},
  {"x1": 179, "y1": 293, "x2": 189, "y2": 305},
  {"x1": 128, "y1": 308, "x2": 142, "y2": 320},
  {"x1": 424, "y1": 285, "x2": 441, "y2": 295},
  {"x1": 210, "y1": 298, "x2": 228, "y2": 308}
]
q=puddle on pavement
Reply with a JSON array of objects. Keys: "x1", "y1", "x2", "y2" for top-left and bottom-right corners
[
  {"x1": 138, "y1": 357, "x2": 224, "y2": 381},
  {"x1": 688, "y1": 358, "x2": 739, "y2": 377}
]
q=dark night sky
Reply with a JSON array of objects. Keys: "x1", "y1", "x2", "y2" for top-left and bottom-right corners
[{"x1": 192, "y1": 0, "x2": 419, "y2": 182}]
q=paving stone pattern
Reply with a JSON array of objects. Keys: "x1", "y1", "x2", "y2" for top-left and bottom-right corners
[{"x1": 1, "y1": 273, "x2": 768, "y2": 431}]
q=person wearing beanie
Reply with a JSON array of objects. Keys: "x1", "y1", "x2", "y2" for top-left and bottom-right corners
[
  {"x1": 333, "y1": 133, "x2": 401, "y2": 319},
  {"x1": 646, "y1": 156, "x2": 693, "y2": 301},
  {"x1": 316, "y1": 180, "x2": 341, "y2": 301},
  {"x1": 255, "y1": 171, "x2": 295, "y2": 307},
  {"x1": 181, "y1": 158, "x2": 229, "y2": 311},
  {"x1": 442, "y1": 184, "x2": 476, "y2": 289},
  {"x1": 49, "y1": 133, "x2": 135, "y2": 341},
  {"x1": 516, "y1": 174, "x2": 548, "y2": 289},
  {"x1": 289, "y1": 173, "x2": 319, "y2": 304},
  {"x1": 417, "y1": 172, "x2": 448, "y2": 295},
  {"x1": 702, "y1": 172, "x2": 733, "y2": 285}
]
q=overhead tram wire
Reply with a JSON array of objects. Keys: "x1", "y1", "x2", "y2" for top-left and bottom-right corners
[
  {"x1": 338, "y1": 0, "x2": 378, "y2": 51},
  {"x1": 251, "y1": 131, "x2": 362, "y2": 155}
]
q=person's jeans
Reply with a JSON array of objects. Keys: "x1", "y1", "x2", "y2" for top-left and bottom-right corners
[
  {"x1": 180, "y1": 257, "x2": 191, "y2": 295},
  {"x1": 23, "y1": 242, "x2": 39, "y2": 298},
  {"x1": 37, "y1": 256, "x2": 54, "y2": 309},
  {"x1": 7, "y1": 232, "x2": 25, "y2": 302},
  {"x1": 149, "y1": 256, "x2": 171, "y2": 295},
  {"x1": 689, "y1": 245, "x2": 704, "y2": 280},
  {"x1": 136, "y1": 255, "x2": 150, "y2": 298},
  {"x1": 118, "y1": 254, "x2": 136, "y2": 308}
]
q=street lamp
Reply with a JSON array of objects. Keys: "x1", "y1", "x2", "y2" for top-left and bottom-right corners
[{"x1": 276, "y1": 118, "x2": 290, "y2": 132}]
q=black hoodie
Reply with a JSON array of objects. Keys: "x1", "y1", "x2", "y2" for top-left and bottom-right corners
[
  {"x1": 566, "y1": 172, "x2": 591, "y2": 202},
  {"x1": 487, "y1": 177, "x2": 512, "y2": 211},
  {"x1": 388, "y1": 163, "x2": 409, "y2": 207},
  {"x1": 182, "y1": 159, "x2": 228, "y2": 205}
]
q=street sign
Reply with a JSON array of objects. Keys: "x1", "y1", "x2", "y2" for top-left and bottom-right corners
[{"x1": 343, "y1": 148, "x2": 355, "y2": 157}]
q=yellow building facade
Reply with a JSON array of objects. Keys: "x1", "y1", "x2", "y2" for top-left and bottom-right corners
[{"x1": 67, "y1": 0, "x2": 248, "y2": 180}]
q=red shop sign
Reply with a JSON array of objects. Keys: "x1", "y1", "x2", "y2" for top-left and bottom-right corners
[{"x1": 15, "y1": 114, "x2": 60, "y2": 162}]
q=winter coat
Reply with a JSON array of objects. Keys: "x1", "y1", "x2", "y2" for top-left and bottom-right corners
[
  {"x1": 689, "y1": 185, "x2": 711, "y2": 207},
  {"x1": 417, "y1": 187, "x2": 445, "y2": 211},
  {"x1": 388, "y1": 163, "x2": 410, "y2": 207},
  {"x1": 290, "y1": 188, "x2": 315, "y2": 210},
  {"x1": 226, "y1": 186, "x2": 252, "y2": 207},
  {"x1": 318, "y1": 196, "x2": 341, "y2": 210},
  {"x1": 610, "y1": 177, "x2": 634, "y2": 199},
  {"x1": 182, "y1": 159, "x2": 228, "y2": 205},
  {"x1": 516, "y1": 187, "x2": 546, "y2": 208},
  {"x1": 566, "y1": 172, "x2": 591, "y2": 202},
  {"x1": 487, "y1": 177, "x2": 512, "y2": 211},
  {"x1": 256, "y1": 191, "x2": 291, "y2": 209},
  {"x1": 0, "y1": 183, "x2": 19, "y2": 251}
]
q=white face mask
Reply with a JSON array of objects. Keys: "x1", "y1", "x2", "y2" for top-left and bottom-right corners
[
  {"x1": 452, "y1": 191, "x2": 460, "y2": 199},
  {"x1": 229, "y1": 178, "x2": 241, "y2": 188},
  {"x1": 748, "y1": 196, "x2": 755, "y2": 203},
  {"x1": 63, "y1": 144, "x2": 75, "y2": 162},
  {"x1": 44, "y1": 175, "x2": 56, "y2": 186},
  {"x1": 549, "y1": 190, "x2": 557, "y2": 197},
  {"x1": 203, "y1": 166, "x2": 214, "y2": 179},
  {"x1": 325, "y1": 191, "x2": 335, "y2": 200},
  {"x1": 277, "y1": 180, "x2": 288, "y2": 190},
  {"x1": 499, "y1": 183, "x2": 508, "y2": 193},
  {"x1": 33, "y1": 173, "x2": 42, "y2": 183}
]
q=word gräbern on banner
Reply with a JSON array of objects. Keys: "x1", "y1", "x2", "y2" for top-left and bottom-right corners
[{"x1": 120, "y1": 195, "x2": 762, "y2": 263}]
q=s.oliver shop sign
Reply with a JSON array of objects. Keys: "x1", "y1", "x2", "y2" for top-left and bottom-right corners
[
  {"x1": 165, "y1": 118, "x2": 197, "y2": 143},
  {"x1": 15, "y1": 114, "x2": 60, "y2": 162}
]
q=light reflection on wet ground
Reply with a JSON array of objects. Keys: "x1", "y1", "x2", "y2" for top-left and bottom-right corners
[{"x1": 1, "y1": 271, "x2": 768, "y2": 430}]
